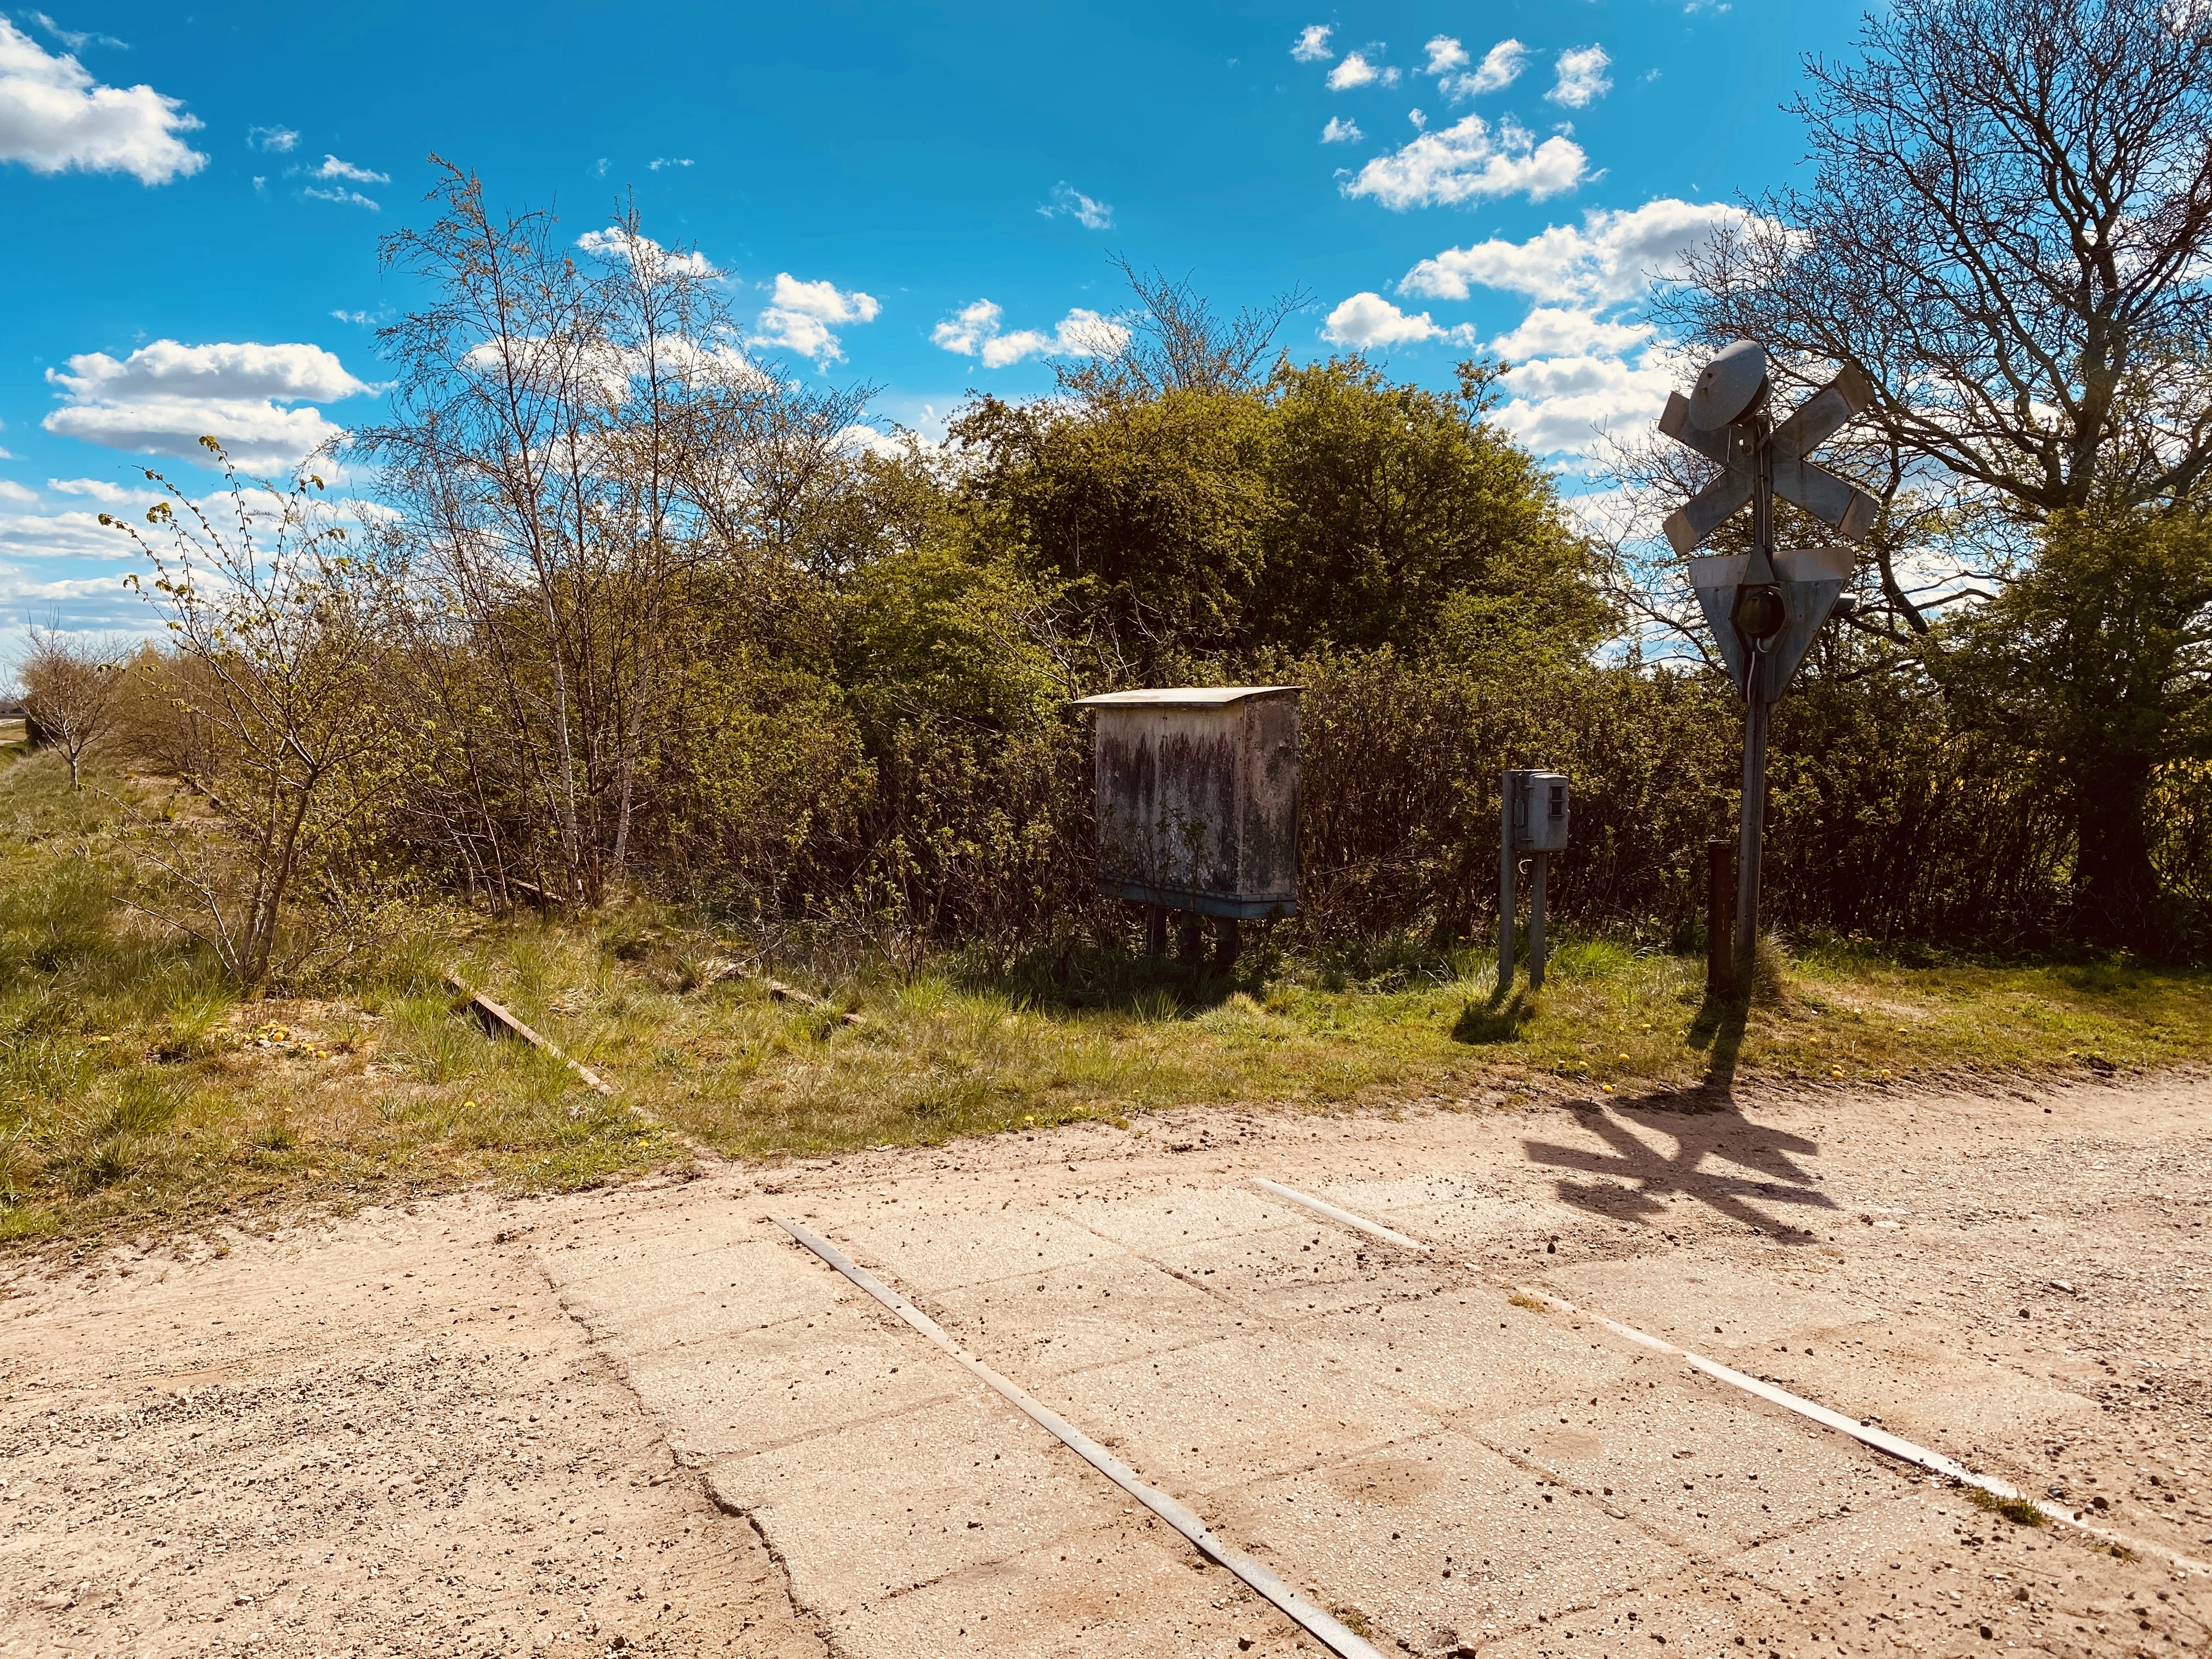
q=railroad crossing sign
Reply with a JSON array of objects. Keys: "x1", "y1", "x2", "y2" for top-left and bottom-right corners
[
  {"x1": 1659, "y1": 340, "x2": 1878, "y2": 702},
  {"x1": 1656, "y1": 338, "x2": 1878, "y2": 990}
]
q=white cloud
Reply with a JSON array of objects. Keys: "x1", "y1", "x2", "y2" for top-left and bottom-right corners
[
  {"x1": 1423, "y1": 36, "x2": 1468, "y2": 76},
  {"x1": 931, "y1": 301, "x2": 1130, "y2": 369},
  {"x1": 28, "y1": 13, "x2": 126, "y2": 52},
  {"x1": 1290, "y1": 24, "x2": 1333, "y2": 62},
  {"x1": 0, "y1": 17, "x2": 205, "y2": 184},
  {"x1": 1340, "y1": 114, "x2": 1589, "y2": 210},
  {"x1": 0, "y1": 501, "x2": 146, "y2": 560},
  {"x1": 0, "y1": 480, "x2": 36, "y2": 504},
  {"x1": 1487, "y1": 306, "x2": 1655, "y2": 362},
  {"x1": 836, "y1": 423, "x2": 941, "y2": 461},
  {"x1": 748, "y1": 274, "x2": 881, "y2": 365},
  {"x1": 1449, "y1": 39, "x2": 1527, "y2": 99},
  {"x1": 47, "y1": 476, "x2": 139, "y2": 504},
  {"x1": 1398, "y1": 199, "x2": 1753, "y2": 303},
  {"x1": 41, "y1": 339, "x2": 369, "y2": 470},
  {"x1": 1385, "y1": 202, "x2": 1765, "y2": 460},
  {"x1": 301, "y1": 186, "x2": 377, "y2": 210},
  {"x1": 0, "y1": 563, "x2": 157, "y2": 639},
  {"x1": 1548, "y1": 45, "x2": 1612, "y2": 109},
  {"x1": 1321, "y1": 292, "x2": 1476, "y2": 348},
  {"x1": 931, "y1": 300, "x2": 1002, "y2": 358},
  {"x1": 575, "y1": 226, "x2": 714, "y2": 277},
  {"x1": 1492, "y1": 351, "x2": 1678, "y2": 456},
  {"x1": 311, "y1": 153, "x2": 387, "y2": 184},
  {"x1": 1327, "y1": 51, "x2": 1397, "y2": 91},
  {"x1": 1041, "y1": 181, "x2": 1113, "y2": 229},
  {"x1": 1321, "y1": 116, "x2": 1363, "y2": 144},
  {"x1": 648, "y1": 156, "x2": 693, "y2": 171},
  {"x1": 247, "y1": 123, "x2": 296, "y2": 153}
]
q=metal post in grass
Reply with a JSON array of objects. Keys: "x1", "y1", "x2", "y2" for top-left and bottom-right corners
[
  {"x1": 1527, "y1": 850, "x2": 1550, "y2": 990},
  {"x1": 1497, "y1": 770, "x2": 1520, "y2": 995},
  {"x1": 1658, "y1": 341, "x2": 1878, "y2": 990},
  {"x1": 1499, "y1": 770, "x2": 1569, "y2": 995}
]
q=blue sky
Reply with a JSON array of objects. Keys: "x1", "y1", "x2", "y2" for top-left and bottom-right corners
[{"x1": 0, "y1": 1, "x2": 1869, "y2": 630}]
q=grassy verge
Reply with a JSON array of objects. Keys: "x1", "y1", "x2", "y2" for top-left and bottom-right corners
[{"x1": 4, "y1": 748, "x2": 2208, "y2": 1248}]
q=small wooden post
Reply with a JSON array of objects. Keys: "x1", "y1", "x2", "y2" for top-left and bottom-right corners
[
  {"x1": 1177, "y1": 912, "x2": 1203, "y2": 966},
  {"x1": 1145, "y1": 904, "x2": 1167, "y2": 957},
  {"x1": 1706, "y1": 838, "x2": 1735, "y2": 995},
  {"x1": 1214, "y1": 917, "x2": 1242, "y2": 972}
]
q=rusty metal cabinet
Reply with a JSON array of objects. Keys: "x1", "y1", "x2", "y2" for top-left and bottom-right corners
[{"x1": 1073, "y1": 687, "x2": 1300, "y2": 919}]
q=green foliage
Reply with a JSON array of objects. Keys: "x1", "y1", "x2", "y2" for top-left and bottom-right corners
[
  {"x1": 950, "y1": 354, "x2": 1606, "y2": 667},
  {"x1": 1255, "y1": 358, "x2": 1608, "y2": 654},
  {"x1": 1940, "y1": 505, "x2": 2212, "y2": 949}
]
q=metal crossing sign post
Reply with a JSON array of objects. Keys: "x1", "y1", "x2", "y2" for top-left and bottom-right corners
[{"x1": 1658, "y1": 340, "x2": 1876, "y2": 988}]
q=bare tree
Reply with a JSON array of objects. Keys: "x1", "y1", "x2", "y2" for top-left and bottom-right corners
[
  {"x1": 1058, "y1": 258, "x2": 1311, "y2": 403},
  {"x1": 15, "y1": 620, "x2": 127, "y2": 788},
  {"x1": 369, "y1": 163, "x2": 894, "y2": 906},
  {"x1": 1652, "y1": 0, "x2": 2212, "y2": 945},
  {"x1": 1661, "y1": 0, "x2": 2212, "y2": 555},
  {"x1": 103, "y1": 447, "x2": 406, "y2": 991}
]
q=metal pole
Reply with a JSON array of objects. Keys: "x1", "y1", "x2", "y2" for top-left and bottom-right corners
[
  {"x1": 1528, "y1": 853, "x2": 1549, "y2": 990},
  {"x1": 1733, "y1": 651, "x2": 1769, "y2": 984},
  {"x1": 1497, "y1": 771, "x2": 1518, "y2": 994},
  {"x1": 1733, "y1": 404, "x2": 1778, "y2": 990}
]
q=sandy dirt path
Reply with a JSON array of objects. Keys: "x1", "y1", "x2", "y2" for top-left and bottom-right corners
[{"x1": 4, "y1": 1068, "x2": 2210, "y2": 1657}]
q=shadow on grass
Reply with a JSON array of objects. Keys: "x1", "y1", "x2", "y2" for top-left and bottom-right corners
[
  {"x1": 946, "y1": 930, "x2": 1279, "y2": 1018},
  {"x1": 1449, "y1": 990, "x2": 1531, "y2": 1045}
]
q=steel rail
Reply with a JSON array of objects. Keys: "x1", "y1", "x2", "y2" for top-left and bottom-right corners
[{"x1": 770, "y1": 1215, "x2": 1387, "y2": 1659}]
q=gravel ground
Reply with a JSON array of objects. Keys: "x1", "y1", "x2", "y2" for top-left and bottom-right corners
[{"x1": 3, "y1": 1066, "x2": 2209, "y2": 1657}]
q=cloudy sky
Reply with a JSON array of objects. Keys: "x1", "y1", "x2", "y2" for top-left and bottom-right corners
[{"x1": 0, "y1": 1, "x2": 1864, "y2": 630}]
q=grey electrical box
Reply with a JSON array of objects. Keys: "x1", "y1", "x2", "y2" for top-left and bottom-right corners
[
  {"x1": 1509, "y1": 770, "x2": 1570, "y2": 853},
  {"x1": 1072, "y1": 686, "x2": 1300, "y2": 919}
]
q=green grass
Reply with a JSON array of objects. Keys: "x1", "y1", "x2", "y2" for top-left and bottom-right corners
[
  {"x1": 4, "y1": 746, "x2": 2210, "y2": 1249},
  {"x1": 1968, "y1": 1486, "x2": 2051, "y2": 1527}
]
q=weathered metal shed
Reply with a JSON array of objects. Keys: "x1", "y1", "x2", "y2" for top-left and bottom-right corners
[{"x1": 1072, "y1": 686, "x2": 1301, "y2": 921}]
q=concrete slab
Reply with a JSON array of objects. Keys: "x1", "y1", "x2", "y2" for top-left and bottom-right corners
[
  {"x1": 706, "y1": 1393, "x2": 1134, "y2": 1614},
  {"x1": 830, "y1": 1520, "x2": 1327, "y2": 1657},
  {"x1": 1472, "y1": 1370, "x2": 1911, "y2": 1551},
  {"x1": 814, "y1": 1201, "x2": 1109, "y2": 1290},
  {"x1": 1207, "y1": 1425, "x2": 1688, "y2": 1653},
  {"x1": 925, "y1": 1247, "x2": 1241, "y2": 1379},
  {"x1": 612, "y1": 1314, "x2": 960, "y2": 1458},
  {"x1": 1296, "y1": 1294, "x2": 1640, "y2": 1423},
  {"x1": 1030, "y1": 1330, "x2": 1445, "y2": 1495},
  {"x1": 558, "y1": 1239, "x2": 834, "y2": 1347}
]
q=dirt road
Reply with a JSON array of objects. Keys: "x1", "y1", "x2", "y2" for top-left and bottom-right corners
[{"x1": 4, "y1": 1069, "x2": 2209, "y2": 1656}]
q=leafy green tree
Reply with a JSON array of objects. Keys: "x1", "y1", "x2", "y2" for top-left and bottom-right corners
[
  {"x1": 952, "y1": 356, "x2": 1601, "y2": 668},
  {"x1": 1256, "y1": 358, "x2": 1605, "y2": 654},
  {"x1": 1944, "y1": 507, "x2": 2212, "y2": 946}
]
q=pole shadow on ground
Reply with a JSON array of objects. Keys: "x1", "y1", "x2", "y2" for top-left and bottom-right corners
[{"x1": 1519, "y1": 991, "x2": 1840, "y2": 1244}]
